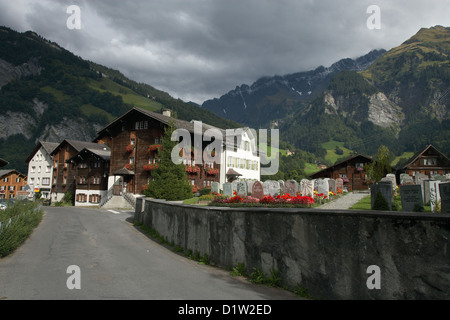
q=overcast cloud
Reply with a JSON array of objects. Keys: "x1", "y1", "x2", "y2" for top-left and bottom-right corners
[{"x1": 0, "y1": 0, "x2": 449, "y2": 103}]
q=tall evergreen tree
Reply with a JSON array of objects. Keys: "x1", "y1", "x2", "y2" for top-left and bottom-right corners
[
  {"x1": 143, "y1": 120, "x2": 193, "y2": 200},
  {"x1": 364, "y1": 145, "x2": 392, "y2": 183}
]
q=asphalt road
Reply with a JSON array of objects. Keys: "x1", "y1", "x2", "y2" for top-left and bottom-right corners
[{"x1": 0, "y1": 206, "x2": 301, "y2": 301}]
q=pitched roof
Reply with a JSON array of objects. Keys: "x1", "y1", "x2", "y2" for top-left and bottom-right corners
[
  {"x1": 396, "y1": 144, "x2": 450, "y2": 170},
  {"x1": 95, "y1": 107, "x2": 227, "y2": 139},
  {"x1": 50, "y1": 139, "x2": 110, "y2": 156},
  {"x1": 66, "y1": 146, "x2": 111, "y2": 164},
  {"x1": 0, "y1": 169, "x2": 26, "y2": 178},
  {"x1": 25, "y1": 140, "x2": 59, "y2": 163}
]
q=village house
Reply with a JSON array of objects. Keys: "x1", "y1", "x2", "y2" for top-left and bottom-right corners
[
  {"x1": 25, "y1": 140, "x2": 59, "y2": 200},
  {"x1": 309, "y1": 154, "x2": 373, "y2": 191},
  {"x1": 396, "y1": 144, "x2": 450, "y2": 179},
  {"x1": 94, "y1": 107, "x2": 260, "y2": 199},
  {"x1": 66, "y1": 146, "x2": 111, "y2": 206},
  {"x1": 50, "y1": 139, "x2": 109, "y2": 202},
  {"x1": 0, "y1": 169, "x2": 27, "y2": 199}
]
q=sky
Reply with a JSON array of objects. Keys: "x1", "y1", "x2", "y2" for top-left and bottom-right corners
[{"x1": 0, "y1": 0, "x2": 449, "y2": 104}]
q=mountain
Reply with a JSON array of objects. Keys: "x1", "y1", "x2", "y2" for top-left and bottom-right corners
[
  {"x1": 0, "y1": 26, "x2": 241, "y2": 173},
  {"x1": 203, "y1": 26, "x2": 450, "y2": 159},
  {"x1": 202, "y1": 49, "x2": 386, "y2": 128}
]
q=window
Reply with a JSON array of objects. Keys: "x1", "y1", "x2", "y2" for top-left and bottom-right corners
[
  {"x1": 135, "y1": 121, "x2": 148, "y2": 130},
  {"x1": 79, "y1": 177, "x2": 86, "y2": 184},
  {"x1": 42, "y1": 178, "x2": 50, "y2": 186},
  {"x1": 155, "y1": 137, "x2": 160, "y2": 144},
  {"x1": 31, "y1": 166, "x2": 35, "y2": 173},
  {"x1": 46, "y1": 166, "x2": 51, "y2": 173},
  {"x1": 37, "y1": 178, "x2": 40, "y2": 185},
  {"x1": 79, "y1": 163, "x2": 87, "y2": 169},
  {"x1": 30, "y1": 178, "x2": 35, "y2": 184},
  {"x1": 63, "y1": 176, "x2": 67, "y2": 184},
  {"x1": 16, "y1": 177, "x2": 21, "y2": 182},
  {"x1": 93, "y1": 177, "x2": 101, "y2": 184},
  {"x1": 3, "y1": 177, "x2": 8, "y2": 182},
  {"x1": 93, "y1": 162, "x2": 101, "y2": 168},
  {"x1": 129, "y1": 157, "x2": 134, "y2": 164},
  {"x1": 130, "y1": 138, "x2": 136, "y2": 145},
  {"x1": 9, "y1": 186, "x2": 15, "y2": 191}
]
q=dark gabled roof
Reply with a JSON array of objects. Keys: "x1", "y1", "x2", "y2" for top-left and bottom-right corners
[
  {"x1": 113, "y1": 167, "x2": 135, "y2": 176},
  {"x1": 95, "y1": 107, "x2": 226, "y2": 139},
  {"x1": 50, "y1": 139, "x2": 109, "y2": 156},
  {"x1": 396, "y1": 144, "x2": 450, "y2": 170},
  {"x1": 0, "y1": 158, "x2": 8, "y2": 167},
  {"x1": 66, "y1": 146, "x2": 111, "y2": 164},
  {"x1": 226, "y1": 168, "x2": 242, "y2": 176},
  {"x1": 25, "y1": 140, "x2": 59, "y2": 163},
  {"x1": 0, "y1": 169, "x2": 26, "y2": 178},
  {"x1": 309, "y1": 154, "x2": 372, "y2": 178}
]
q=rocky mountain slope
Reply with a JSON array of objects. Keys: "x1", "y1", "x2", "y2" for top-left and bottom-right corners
[{"x1": 0, "y1": 26, "x2": 240, "y2": 173}]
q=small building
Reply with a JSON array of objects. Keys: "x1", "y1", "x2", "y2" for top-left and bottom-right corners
[
  {"x1": 0, "y1": 169, "x2": 27, "y2": 199},
  {"x1": 50, "y1": 139, "x2": 109, "y2": 202},
  {"x1": 396, "y1": 144, "x2": 450, "y2": 178},
  {"x1": 25, "y1": 140, "x2": 59, "y2": 200},
  {"x1": 66, "y1": 147, "x2": 111, "y2": 207},
  {"x1": 309, "y1": 154, "x2": 373, "y2": 191}
]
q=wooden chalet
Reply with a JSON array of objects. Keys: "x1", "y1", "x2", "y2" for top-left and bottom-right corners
[
  {"x1": 66, "y1": 146, "x2": 111, "y2": 206},
  {"x1": 94, "y1": 107, "x2": 221, "y2": 195},
  {"x1": 50, "y1": 139, "x2": 109, "y2": 202},
  {"x1": 309, "y1": 154, "x2": 373, "y2": 191},
  {"x1": 396, "y1": 144, "x2": 450, "y2": 178},
  {"x1": 0, "y1": 169, "x2": 27, "y2": 199}
]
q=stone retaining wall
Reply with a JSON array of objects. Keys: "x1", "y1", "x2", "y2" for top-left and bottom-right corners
[{"x1": 135, "y1": 198, "x2": 450, "y2": 299}]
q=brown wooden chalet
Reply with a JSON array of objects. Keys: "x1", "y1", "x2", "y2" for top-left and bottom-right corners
[
  {"x1": 309, "y1": 154, "x2": 373, "y2": 191},
  {"x1": 66, "y1": 146, "x2": 111, "y2": 205},
  {"x1": 0, "y1": 169, "x2": 27, "y2": 199},
  {"x1": 50, "y1": 139, "x2": 109, "y2": 202},
  {"x1": 94, "y1": 107, "x2": 221, "y2": 195},
  {"x1": 396, "y1": 144, "x2": 450, "y2": 177}
]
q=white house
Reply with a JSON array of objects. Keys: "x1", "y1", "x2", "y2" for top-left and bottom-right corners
[
  {"x1": 25, "y1": 141, "x2": 59, "y2": 199},
  {"x1": 219, "y1": 127, "x2": 261, "y2": 188}
]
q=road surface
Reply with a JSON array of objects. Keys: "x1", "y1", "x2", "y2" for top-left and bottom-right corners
[{"x1": 0, "y1": 206, "x2": 301, "y2": 301}]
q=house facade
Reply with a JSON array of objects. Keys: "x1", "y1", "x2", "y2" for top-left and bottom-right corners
[
  {"x1": 309, "y1": 154, "x2": 373, "y2": 191},
  {"x1": 0, "y1": 170, "x2": 27, "y2": 199},
  {"x1": 50, "y1": 139, "x2": 109, "y2": 202},
  {"x1": 396, "y1": 144, "x2": 450, "y2": 178},
  {"x1": 66, "y1": 147, "x2": 111, "y2": 206},
  {"x1": 95, "y1": 107, "x2": 224, "y2": 195},
  {"x1": 25, "y1": 141, "x2": 59, "y2": 199}
]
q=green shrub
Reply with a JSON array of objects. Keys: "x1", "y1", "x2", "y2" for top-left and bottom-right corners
[
  {"x1": 372, "y1": 191, "x2": 390, "y2": 210},
  {"x1": 0, "y1": 200, "x2": 44, "y2": 258}
]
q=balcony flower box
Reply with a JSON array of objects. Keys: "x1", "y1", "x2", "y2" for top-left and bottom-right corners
[
  {"x1": 185, "y1": 165, "x2": 200, "y2": 174},
  {"x1": 126, "y1": 144, "x2": 135, "y2": 153},
  {"x1": 125, "y1": 164, "x2": 135, "y2": 171},
  {"x1": 143, "y1": 164, "x2": 158, "y2": 171},
  {"x1": 206, "y1": 168, "x2": 219, "y2": 175},
  {"x1": 148, "y1": 144, "x2": 162, "y2": 152}
]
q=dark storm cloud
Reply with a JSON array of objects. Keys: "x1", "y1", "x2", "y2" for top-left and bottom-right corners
[{"x1": 0, "y1": 0, "x2": 449, "y2": 103}]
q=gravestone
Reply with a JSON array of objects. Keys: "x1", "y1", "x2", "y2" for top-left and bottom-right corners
[
  {"x1": 386, "y1": 174, "x2": 397, "y2": 190},
  {"x1": 211, "y1": 182, "x2": 220, "y2": 194},
  {"x1": 415, "y1": 173, "x2": 428, "y2": 186},
  {"x1": 423, "y1": 180, "x2": 433, "y2": 204},
  {"x1": 439, "y1": 183, "x2": 450, "y2": 213},
  {"x1": 252, "y1": 181, "x2": 264, "y2": 199},
  {"x1": 336, "y1": 178, "x2": 344, "y2": 192},
  {"x1": 400, "y1": 185, "x2": 423, "y2": 212},
  {"x1": 316, "y1": 179, "x2": 329, "y2": 196},
  {"x1": 263, "y1": 180, "x2": 281, "y2": 196},
  {"x1": 236, "y1": 181, "x2": 248, "y2": 197},
  {"x1": 223, "y1": 183, "x2": 233, "y2": 197},
  {"x1": 371, "y1": 181, "x2": 393, "y2": 211},
  {"x1": 429, "y1": 181, "x2": 442, "y2": 213},
  {"x1": 232, "y1": 180, "x2": 238, "y2": 192},
  {"x1": 301, "y1": 179, "x2": 314, "y2": 197},
  {"x1": 284, "y1": 180, "x2": 298, "y2": 196},
  {"x1": 246, "y1": 180, "x2": 255, "y2": 195},
  {"x1": 278, "y1": 180, "x2": 285, "y2": 194},
  {"x1": 328, "y1": 179, "x2": 336, "y2": 193},
  {"x1": 313, "y1": 179, "x2": 319, "y2": 192},
  {"x1": 400, "y1": 173, "x2": 414, "y2": 185}
]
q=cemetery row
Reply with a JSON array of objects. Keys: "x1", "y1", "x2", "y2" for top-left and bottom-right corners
[
  {"x1": 210, "y1": 178, "x2": 345, "y2": 200},
  {"x1": 371, "y1": 173, "x2": 450, "y2": 213}
]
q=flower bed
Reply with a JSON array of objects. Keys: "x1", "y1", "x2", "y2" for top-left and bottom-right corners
[
  {"x1": 143, "y1": 164, "x2": 158, "y2": 171},
  {"x1": 125, "y1": 163, "x2": 135, "y2": 171},
  {"x1": 209, "y1": 192, "x2": 316, "y2": 208},
  {"x1": 148, "y1": 144, "x2": 162, "y2": 152},
  {"x1": 185, "y1": 165, "x2": 200, "y2": 174}
]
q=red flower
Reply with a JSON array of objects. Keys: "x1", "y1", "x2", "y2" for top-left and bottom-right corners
[{"x1": 126, "y1": 144, "x2": 135, "y2": 153}]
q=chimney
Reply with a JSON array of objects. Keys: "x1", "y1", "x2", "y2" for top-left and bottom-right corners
[{"x1": 162, "y1": 109, "x2": 171, "y2": 117}]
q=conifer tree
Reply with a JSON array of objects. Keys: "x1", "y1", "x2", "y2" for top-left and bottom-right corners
[{"x1": 143, "y1": 120, "x2": 193, "y2": 200}]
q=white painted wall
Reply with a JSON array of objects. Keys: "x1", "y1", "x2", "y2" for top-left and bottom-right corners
[{"x1": 27, "y1": 147, "x2": 54, "y2": 199}]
